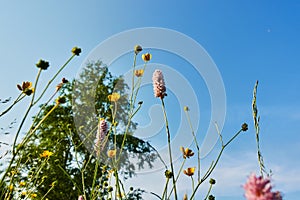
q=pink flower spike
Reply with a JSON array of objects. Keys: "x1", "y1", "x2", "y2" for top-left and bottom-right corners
[
  {"x1": 243, "y1": 173, "x2": 282, "y2": 200},
  {"x1": 152, "y1": 69, "x2": 167, "y2": 99},
  {"x1": 95, "y1": 119, "x2": 108, "y2": 154}
]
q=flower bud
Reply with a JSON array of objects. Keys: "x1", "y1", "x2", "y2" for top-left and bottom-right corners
[
  {"x1": 72, "y1": 47, "x2": 81, "y2": 56},
  {"x1": 36, "y1": 59, "x2": 49, "y2": 70},
  {"x1": 134, "y1": 45, "x2": 142, "y2": 54},
  {"x1": 242, "y1": 123, "x2": 248, "y2": 131}
]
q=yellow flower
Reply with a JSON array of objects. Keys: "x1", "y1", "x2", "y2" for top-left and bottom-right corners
[
  {"x1": 31, "y1": 193, "x2": 37, "y2": 198},
  {"x1": 135, "y1": 69, "x2": 144, "y2": 77},
  {"x1": 17, "y1": 81, "x2": 35, "y2": 96},
  {"x1": 19, "y1": 181, "x2": 26, "y2": 187},
  {"x1": 107, "y1": 149, "x2": 117, "y2": 158},
  {"x1": 21, "y1": 191, "x2": 27, "y2": 196},
  {"x1": 9, "y1": 185, "x2": 13, "y2": 191},
  {"x1": 108, "y1": 93, "x2": 120, "y2": 102},
  {"x1": 180, "y1": 146, "x2": 194, "y2": 159},
  {"x1": 183, "y1": 167, "x2": 195, "y2": 177},
  {"x1": 142, "y1": 53, "x2": 152, "y2": 62},
  {"x1": 40, "y1": 150, "x2": 53, "y2": 158}
]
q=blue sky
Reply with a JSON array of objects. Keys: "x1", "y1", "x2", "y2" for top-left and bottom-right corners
[{"x1": 1, "y1": 1, "x2": 300, "y2": 199}]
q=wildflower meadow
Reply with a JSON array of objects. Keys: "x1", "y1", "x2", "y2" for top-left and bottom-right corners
[{"x1": 0, "y1": 44, "x2": 283, "y2": 200}]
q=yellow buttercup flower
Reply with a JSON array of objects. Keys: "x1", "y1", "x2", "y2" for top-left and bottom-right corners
[
  {"x1": 31, "y1": 193, "x2": 37, "y2": 198},
  {"x1": 107, "y1": 149, "x2": 117, "y2": 158},
  {"x1": 142, "y1": 53, "x2": 152, "y2": 62},
  {"x1": 19, "y1": 181, "x2": 26, "y2": 187},
  {"x1": 135, "y1": 69, "x2": 144, "y2": 77},
  {"x1": 9, "y1": 185, "x2": 13, "y2": 191},
  {"x1": 40, "y1": 150, "x2": 53, "y2": 158},
  {"x1": 17, "y1": 81, "x2": 35, "y2": 96},
  {"x1": 180, "y1": 146, "x2": 194, "y2": 159},
  {"x1": 183, "y1": 167, "x2": 195, "y2": 176},
  {"x1": 21, "y1": 191, "x2": 27, "y2": 196},
  {"x1": 108, "y1": 93, "x2": 120, "y2": 102}
]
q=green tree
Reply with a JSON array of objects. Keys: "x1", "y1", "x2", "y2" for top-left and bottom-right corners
[{"x1": 14, "y1": 61, "x2": 157, "y2": 199}]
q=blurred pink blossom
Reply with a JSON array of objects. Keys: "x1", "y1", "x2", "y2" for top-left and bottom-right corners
[{"x1": 243, "y1": 173, "x2": 282, "y2": 200}]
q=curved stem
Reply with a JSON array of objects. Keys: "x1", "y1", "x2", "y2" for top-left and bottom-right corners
[
  {"x1": 161, "y1": 98, "x2": 178, "y2": 200},
  {"x1": 185, "y1": 109, "x2": 201, "y2": 182},
  {"x1": 189, "y1": 129, "x2": 243, "y2": 199},
  {"x1": 0, "y1": 93, "x2": 25, "y2": 117},
  {"x1": 33, "y1": 54, "x2": 75, "y2": 105}
]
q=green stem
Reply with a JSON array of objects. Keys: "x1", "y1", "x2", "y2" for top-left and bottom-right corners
[
  {"x1": 191, "y1": 176, "x2": 195, "y2": 200},
  {"x1": 185, "y1": 110, "x2": 201, "y2": 182},
  {"x1": 161, "y1": 98, "x2": 178, "y2": 200},
  {"x1": 203, "y1": 183, "x2": 213, "y2": 200},
  {"x1": 161, "y1": 178, "x2": 170, "y2": 200},
  {"x1": 0, "y1": 93, "x2": 25, "y2": 117},
  {"x1": 0, "y1": 69, "x2": 42, "y2": 190},
  {"x1": 189, "y1": 129, "x2": 243, "y2": 200},
  {"x1": 167, "y1": 159, "x2": 186, "y2": 199},
  {"x1": 91, "y1": 157, "x2": 99, "y2": 197},
  {"x1": 33, "y1": 54, "x2": 75, "y2": 105}
]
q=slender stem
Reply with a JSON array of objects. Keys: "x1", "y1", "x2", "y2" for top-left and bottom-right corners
[
  {"x1": 203, "y1": 184, "x2": 213, "y2": 200},
  {"x1": 33, "y1": 54, "x2": 75, "y2": 105},
  {"x1": 0, "y1": 93, "x2": 25, "y2": 117},
  {"x1": 191, "y1": 176, "x2": 195, "y2": 200},
  {"x1": 132, "y1": 62, "x2": 147, "y2": 105},
  {"x1": 185, "y1": 110, "x2": 201, "y2": 182},
  {"x1": 41, "y1": 184, "x2": 55, "y2": 200},
  {"x1": 0, "y1": 69, "x2": 42, "y2": 189},
  {"x1": 12, "y1": 68, "x2": 42, "y2": 154},
  {"x1": 91, "y1": 157, "x2": 99, "y2": 197},
  {"x1": 57, "y1": 164, "x2": 82, "y2": 193},
  {"x1": 167, "y1": 159, "x2": 186, "y2": 199},
  {"x1": 160, "y1": 98, "x2": 178, "y2": 200},
  {"x1": 114, "y1": 168, "x2": 123, "y2": 200},
  {"x1": 161, "y1": 178, "x2": 170, "y2": 200},
  {"x1": 116, "y1": 53, "x2": 138, "y2": 165},
  {"x1": 189, "y1": 129, "x2": 243, "y2": 199}
]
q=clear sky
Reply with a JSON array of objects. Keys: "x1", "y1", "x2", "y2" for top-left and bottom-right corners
[{"x1": 1, "y1": 1, "x2": 299, "y2": 199}]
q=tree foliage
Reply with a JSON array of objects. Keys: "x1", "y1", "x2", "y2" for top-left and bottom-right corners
[{"x1": 15, "y1": 61, "x2": 157, "y2": 199}]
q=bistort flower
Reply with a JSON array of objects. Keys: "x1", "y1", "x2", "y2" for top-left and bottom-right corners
[
  {"x1": 108, "y1": 93, "x2": 120, "y2": 102},
  {"x1": 243, "y1": 173, "x2": 282, "y2": 200},
  {"x1": 152, "y1": 69, "x2": 167, "y2": 99},
  {"x1": 95, "y1": 119, "x2": 108, "y2": 154},
  {"x1": 183, "y1": 167, "x2": 195, "y2": 177},
  {"x1": 180, "y1": 146, "x2": 194, "y2": 159}
]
